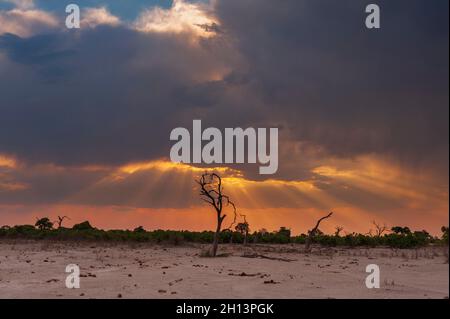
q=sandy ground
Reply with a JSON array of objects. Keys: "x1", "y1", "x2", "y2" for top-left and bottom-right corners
[{"x1": 0, "y1": 240, "x2": 448, "y2": 299}]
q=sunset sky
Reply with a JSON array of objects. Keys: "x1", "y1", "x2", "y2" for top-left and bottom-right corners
[{"x1": 0, "y1": 0, "x2": 448, "y2": 235}]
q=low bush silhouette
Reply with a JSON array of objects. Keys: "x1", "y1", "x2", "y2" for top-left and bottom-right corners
[
  {"x1": 35, "y1": 217, "x2": 53, "y2": 231},
  {"x1": 0, "y1": 220, "x2": 447, "y2": 249},
  {"x1": 72, "y1": 221, "x2": 94, "y2": 231},
  {"x1": 133, "y1": 226, "x2": 146, "y2": 233},
  {"x1": 441, "y1": 226, "x2": 449, "y2": 245}
]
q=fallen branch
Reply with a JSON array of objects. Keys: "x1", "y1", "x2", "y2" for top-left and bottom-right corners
[{"x1": 240, "y1": 252, "x2": 296, "y2": 262}]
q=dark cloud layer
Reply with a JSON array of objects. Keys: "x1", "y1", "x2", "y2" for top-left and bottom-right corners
[
  {"x1": 0, "y1": 0, "x2": 448, "y2": 182},
  {"x1": 216, "y1": 0, "x2": 449, "y2": 175},
  {"x1": 0, "y1": 26, "x2": 238, "y2": 166}
]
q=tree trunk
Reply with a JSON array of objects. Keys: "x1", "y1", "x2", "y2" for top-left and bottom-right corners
[
  {"x1": 244, "y1": 231, "x2": 248, "y2": 245},
  {"x1": 212, "y1": 215, "x2": 223, "y2": 257},
  {"x1": 304, "y1": 231, "x2": 315, "y2": 252}
]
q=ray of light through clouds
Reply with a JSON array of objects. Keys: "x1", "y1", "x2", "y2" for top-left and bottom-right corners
[{"x1": 0, "y1": 0, "x2": 448, "y2": 234}]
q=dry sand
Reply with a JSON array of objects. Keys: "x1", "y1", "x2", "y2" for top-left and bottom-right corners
[{"x1": 0, "y1": 240, "x2": 448, "y2": 299}]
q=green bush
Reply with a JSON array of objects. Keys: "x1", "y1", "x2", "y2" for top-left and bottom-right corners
[{"x1": 0, "y1": 221, "x2": 445, "y2": 249}]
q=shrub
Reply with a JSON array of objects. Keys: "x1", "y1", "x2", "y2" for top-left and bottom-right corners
[
  {"x1": 35, "y1": 218, "x2": 53, "y2": 230},
  {"x1": 133, "y1": 226, "x2": 146, "y2": 233},
  {"x1": 72, "y1": 221, "x2": 94, "y2": 231},
  {"x1": 441, "y1": 226, "x2": 449, "y2": 244},
  {"x1": 0, "y1": 220, "x2": 445, "y2": 249},
  {"x1": 391, "y1": 226, "x2": 411, "y2": 235}
]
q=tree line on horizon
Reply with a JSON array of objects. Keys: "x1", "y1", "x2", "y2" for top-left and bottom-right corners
[
  {"x1": 0, "y1": 173, "x2": 448, "y2": 252},
  {"x1": 0, "y1": 215, "x2": 448, "y2": 250}
]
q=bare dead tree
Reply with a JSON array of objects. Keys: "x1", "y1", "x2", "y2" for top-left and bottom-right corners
[
  {"x1": 372, "y1": 220, "x2": 388, "y2": 237},
  {"x1": 334, "y1": 226, "x2": 344, "y2": 237},
  {"x1": 305, "y1": 212, "x2": 333, "y2": 252},
  {"x1": 55, "y1": 215, "x2": 70, "y2": 228},
  {"x1": 365, "y1": 229, "x2": 374, "y2": 236},
  {"x1": 196, "y1": 172, "x2": 236, "y2": 257}
]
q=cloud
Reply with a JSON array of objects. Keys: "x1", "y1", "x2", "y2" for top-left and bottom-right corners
[
  {"x1": 0, "y1": 1, "x2": 447, "y2": 175},
  {"x1": 81, "y1": 7, "x2": 121, "y2": 28},
  {"x1": 215, "y1": 0, "x2": 449, "y2": 178},
  {"x1": 0, "y1": 0, "x2": 447, "y2": 183},
  {"x1": 134, "y1": 0, "x2": 219, "y2": 37},
  {"x1": 0, "y1": 154, "x2": 17, "y2": 168},
  {"x1": 0, "y1": 0, "x2": 448, "y2": 209},
  {"x1": 0, "y1": 23, "x2": 239, "y2": 166},
  {"x1": 0, "y1": 8, "x2": 58, "y2": 37},
  {"x1": 0, "y1": 155, "x2": 445, "y2": 211},
  {"x1": 2, "y1": 0, "x2": 34, "y2": 10}
]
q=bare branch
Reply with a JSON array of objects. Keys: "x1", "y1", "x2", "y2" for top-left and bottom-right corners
[
  {"x1": 335, "y1": 226, "x2": 344, "y2": 236},
  {"x1": 305, "y1": 212, "x2": 333, "y2": 252},
  {"x1": 55, "y1": 215, "x2": 70, "y2": 228},
  {"x1": 372, "y1": 220, "x2": 388, "y2": 237}
]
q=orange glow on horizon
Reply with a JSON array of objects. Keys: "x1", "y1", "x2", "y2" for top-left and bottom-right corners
[
  {"x1": 0, "y1": 156, "x2": 447, "y2": 235},
  {"x1": 0, "y1": 203, "x2": 447, "y2": 236}
]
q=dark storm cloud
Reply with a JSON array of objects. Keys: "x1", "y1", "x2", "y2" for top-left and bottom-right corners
[
  {"x1": 0, "y1": 25, "x2": 239, "y2": 166},
  {"x1": 215, "y1": 0, "x2": 449, "y2": 175},
  {"x1": 0, "y1": 0, "x2": 448, "y2": 181},
  {"x1": 0, "y1": 164, "x2": 110, "y2": 205}
]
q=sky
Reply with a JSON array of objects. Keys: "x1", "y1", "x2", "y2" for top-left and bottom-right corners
[{"x1": 0, "y1": 0, "x2": 448, "y2": 235}]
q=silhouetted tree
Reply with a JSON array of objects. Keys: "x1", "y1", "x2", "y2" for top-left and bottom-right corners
[
  {"x1": 305, "y1": 212, "x2": 333, "y2": 252},
  {"x1": 197, "y1": 172, "x2": 236, "y2": 257},
  {"x1": 72, "y1": 221, "x2": 94, "y2": 231},
  {"x1": 372, "y1": 221, "x2": 388, "y2": 237},
  {"x1": 334, "y1": 226, "x2": 344, "y2": 237},
  {"x1": 277, "y1": 227, "x2": 291, "y2": 237},
  {"x1": 391, "y1": 226, "x2": 411, "y2": 235},
  {"x1": 235, "y1": 220, "x2": 250, "y2": 245},
  {"x1": 35, "y1": 217, "x2": 53, "y2": 230},
  {"x1": 55, "y1": 215, "x2": 70, "y2": 228}
]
